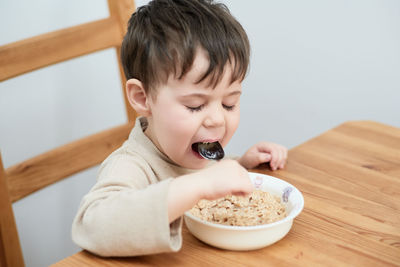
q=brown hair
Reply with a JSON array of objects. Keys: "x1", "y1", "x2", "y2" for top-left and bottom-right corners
[{"x1": 121, "y1": 0, "x2": 250, "y2": 94}]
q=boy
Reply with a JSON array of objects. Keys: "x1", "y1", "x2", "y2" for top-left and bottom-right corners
[{"x1": 72, "y1": 0, "x2": 287, "y2": 256}]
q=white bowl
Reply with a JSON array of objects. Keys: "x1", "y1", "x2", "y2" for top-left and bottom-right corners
[{"x1": 184, "y1": 172, "x2": 304, "y2": 251}]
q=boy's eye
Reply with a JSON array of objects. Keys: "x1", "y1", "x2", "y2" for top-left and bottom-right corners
[
  {"x1": 223, "y1": 104, "x2": 235, "y2": 111},
  {"x1": 185, "y1": 104, "x2": 235, "y2": 112},
  {"x1": 186, "y1": 105, "x2": 204, "y2": 112}
]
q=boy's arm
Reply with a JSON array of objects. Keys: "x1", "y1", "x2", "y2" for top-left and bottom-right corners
[
  {"x1": 72, "y1": 157, "x2": 182, "y2": 257},
  {"x1": 72, "y1": 158, "x2": 253, "y2": 256}
]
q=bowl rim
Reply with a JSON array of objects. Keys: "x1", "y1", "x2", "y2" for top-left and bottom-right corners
[{"x1": 184, "y1": 172, "x2": 304, "y2": 231}]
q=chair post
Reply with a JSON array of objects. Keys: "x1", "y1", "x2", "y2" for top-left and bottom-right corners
[
  {"x1": 0, "y1": 153, "x2": 24, "y2": 267},
  {"x1": 107, "y1": 0, "x2": 137, "y2": 123}
]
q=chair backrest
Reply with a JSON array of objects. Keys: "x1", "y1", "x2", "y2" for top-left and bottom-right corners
[{"x1": 0, "y1": 1, "x2": 136, "y2": 266}]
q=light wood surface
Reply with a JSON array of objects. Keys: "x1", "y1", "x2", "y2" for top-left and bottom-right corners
[
  {"x1": 0, "y1": 1, "x2": 136, "y2": 266},
  {"x1": 0, "y1": 18, "x2": 121, "y2": 81},
  {"x1": 6, "y1": 122, "x2": 134, "y2": 203},
  {"x1": 52, "y1": 120, "x2": 400, "y2": 267},
  {"x1": 0, "y1": 0, "x2": 136, "y2": 123},
  {"x1": 0, "y1": 155, "x2": 24, "y2": 267}
]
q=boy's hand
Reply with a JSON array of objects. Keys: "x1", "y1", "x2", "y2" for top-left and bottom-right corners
[
  {"x1": 167, "y1": 160, "x2": 253, "y2": 222},
  {"x1": 196, "y1": 159, "x2": 254, "y2": 200},
  {"x1": 238, "y1": 142, "x2": 288, "y2": 170}
]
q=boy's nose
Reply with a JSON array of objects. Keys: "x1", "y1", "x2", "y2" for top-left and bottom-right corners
[{"x1": 204, "y1": 106, "x2": 225, "y2": 128}]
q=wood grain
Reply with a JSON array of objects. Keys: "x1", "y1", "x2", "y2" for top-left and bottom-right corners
[
  {"x1": 0, "y1": 1, "x2": 137, "y2": 266},
  {"x1": 6, "y1": 122, "x2": 133, "y2": 203},
  {"x1": 52, "y1": 121, "x2": 400, "y2": 267},
  {"x1": 0, "y1": 155, "x2": 24, "y2": 267},
  {"x1": 0, "y1": 18, "x2": 121, "y2": 81},
  {"x1": 107, "y1": 0, "x2": 137, "y2": 122}
]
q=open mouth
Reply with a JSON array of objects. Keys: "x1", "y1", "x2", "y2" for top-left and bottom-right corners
[
  {"x1": 192, "y1": 143, "x2": 200, "y2": 153},
  {"x1": 191, "y1": 141, "x2": 225, "y2": 160}
]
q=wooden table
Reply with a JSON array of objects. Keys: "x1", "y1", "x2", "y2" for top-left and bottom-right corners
[{"x1": 53, "y1": 121, "x2": 400, "y2": 266}]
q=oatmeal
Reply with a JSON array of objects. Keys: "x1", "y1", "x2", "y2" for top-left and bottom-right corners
[{"x1": 190, "y1": 190, "x2": 287, "y2": 226}]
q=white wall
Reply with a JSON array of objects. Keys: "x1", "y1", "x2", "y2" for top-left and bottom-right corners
[{"x1": 1, "y1": 0, "x2": 399, "y2": 266}]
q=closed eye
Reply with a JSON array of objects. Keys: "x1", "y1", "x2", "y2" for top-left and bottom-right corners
[
  {"x1": 223, "y1": 104, "x2": 235, "y2": 111},
  {"x1": 186, "y1": 105, "x2": 204, "y2": 112}
]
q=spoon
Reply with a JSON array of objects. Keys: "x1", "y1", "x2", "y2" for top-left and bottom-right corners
[{"x1": 193, "y1": 141, "x2": 225, "y2": 160}]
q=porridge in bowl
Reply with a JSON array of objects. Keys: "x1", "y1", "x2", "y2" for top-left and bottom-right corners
[
  {"x1": 190, "y1": 190, "x2": 287, "y2": 226},
  {"x1": 184, "y1": 172, "x2": 304, "y2": 251}
]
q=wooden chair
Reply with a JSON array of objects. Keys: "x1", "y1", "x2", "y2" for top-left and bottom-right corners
[{"x1": 0, "y1": 1, "x2": 136, "y2": 266}]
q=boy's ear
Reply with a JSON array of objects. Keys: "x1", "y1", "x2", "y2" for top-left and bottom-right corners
[{"x1": 126, "y1": 79, "x2": 151, "y2": 116}]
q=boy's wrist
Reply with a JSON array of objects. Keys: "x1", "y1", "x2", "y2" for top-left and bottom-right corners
[
  {"x1": 236, "y1": 156, "x2": 246, "y2": 168},
  {"x1": 167, "y1": 173, "x2": 205, "y2": 221},
  {"x1": 187, "y1": 171, "x2": 208, "y2": 201}
]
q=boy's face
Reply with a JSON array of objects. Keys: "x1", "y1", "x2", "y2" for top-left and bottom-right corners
[{"x1": 145, "y1": 50, "x2": 241, "y2": 169}]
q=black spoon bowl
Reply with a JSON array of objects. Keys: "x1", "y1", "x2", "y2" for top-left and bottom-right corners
[{"x1": 193, "y1": 141, "x2": 225, "y2": 160}]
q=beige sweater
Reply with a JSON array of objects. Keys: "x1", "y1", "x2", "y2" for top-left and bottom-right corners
[{"x1": 72, "y1": 117, "x2": 195, "y2": 257}]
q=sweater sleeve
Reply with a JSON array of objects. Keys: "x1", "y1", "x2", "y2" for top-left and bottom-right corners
[{"x1": 71, "y1": 154, "x2": 183, "y2": 257}]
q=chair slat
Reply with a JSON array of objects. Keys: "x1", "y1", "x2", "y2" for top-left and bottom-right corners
[
  {"x1": 6, "y1": 122, "x2": 134, "y2": 203},
  {"x1": 0, "y1": 17, "x2": 122, "y2": 81},
  {"x1": 0, "y1": 1, "x2": 137, "y2": 265}
]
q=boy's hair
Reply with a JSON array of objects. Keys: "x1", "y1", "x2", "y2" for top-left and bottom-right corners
[{"x1": 121, "y1": 0, "x2": 250, "y2": 94}]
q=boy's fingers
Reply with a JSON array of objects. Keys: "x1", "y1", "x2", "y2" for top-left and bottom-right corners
[
  {"x1": 279, "y1": 147, "x2": 288, "y2": 169},
  {"x1": 259, "y1": 153, "x2": 271, "y2": 163},
  {"x1": 278, "y1": 148, "x2": 285, "y2": 166},
  {"x1": 270, "y1": 150, "x2": 279, "y2": 170},
  {"x1": 256, "y1": 142, "x2": 273, "y2": 154},
  {"x1": 273, "y1": 147, "x2": 285, "y2": 170}
]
